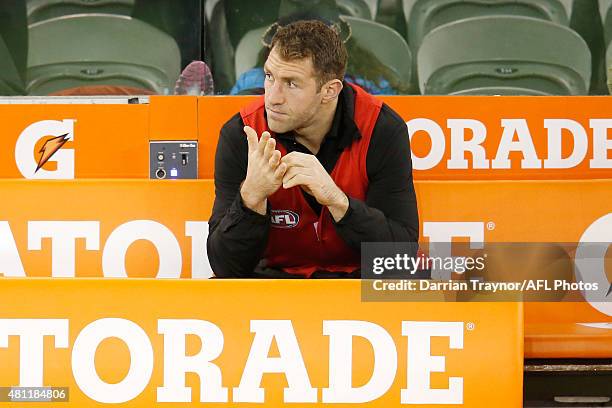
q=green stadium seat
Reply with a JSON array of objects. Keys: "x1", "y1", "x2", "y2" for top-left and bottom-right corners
[
  {"x1": 599, "y1": 0, "x2": 612, "y2": 45},
  {"x1": 27, "y1": 14, "x2": 180, "y2": 95},
  {"x1": 27, "y1": 0, "x2": 134, "y2": 24},
  {"x1": 417, "y1": 16, "x2": 590, "y2": 95},
  {"x1": 234, "y1": 16, "x2": 412, "y2": 92},
  {"x1": 0, "y1": 36, "x2": 25, "y2": 95},
  {"x1": 599, "y1": 0, "x2": 612, "y2": 93},
  {"x1": 234, "y1": 26, "x2": 266, "y2": 81},
  {"x1": 403, "y1": 0, "x2": 574, "y2": 52},
  {"x1": 606, "y1": 49, "x2": 612, "y2": 93},
  {"x1": 336, "y1": 0, "x2": 374, "y2": 19},
  {"x1": 343, "y1": 16, "x2": 411, "y2": 90}
]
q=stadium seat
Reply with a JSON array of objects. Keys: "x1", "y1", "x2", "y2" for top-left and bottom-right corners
[
  {"x1": 403, "y1": 0, "x2": 574, "y2": 52},
  {"x1": 336, "y1": 0, "x2": 374, "y2": 19},
  {"x1": 27, "y1": 0, "x2": 135, "y2": 24},
  {"x1": 599, "y1": 0, "x2": 612, "y2": 46},
  {"x1": 599, "y1": 0, "x2": 612, "y2": 93},
  {"x1": 235, "y1": 16, "x2": 412, "y2": 91},
  {"x1": 0, "y1": 36, "x2": 25, "y2": 95},
  {"x1": 608, "y1": 65, "x2": 612, "y2": 93},
  {"x1": 205, "y1": 0, "x2": 233, "y2": 92},
  {"x1": 205, "y1": 0, "x2": 271, "y2": 93},
  {"x1": 27, "y1": 14, "x2": 180, "y2": 95},
  {"x1": 417, "y1": 16, "x2": 591, "y2": 95}
]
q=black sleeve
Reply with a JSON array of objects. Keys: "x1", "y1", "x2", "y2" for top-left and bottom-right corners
[
  {"x1": 206, "y1": 113, "x2": 271, "y2": 277},
  {"x1": 332, "y1": 105, "x2": 419, "y2": 247}
]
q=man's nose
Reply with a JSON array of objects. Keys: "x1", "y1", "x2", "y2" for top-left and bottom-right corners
[{"x1": 266, "y1": 81, "x2": 285, "y2": 105}]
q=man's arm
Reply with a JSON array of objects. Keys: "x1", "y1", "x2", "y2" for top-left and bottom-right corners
[
  {"x1": 332, "y1": 107, "x2": 419, "y2": 248},
  {"x1": 206, "y1": 115, "x2": 273, "y2": 278}
]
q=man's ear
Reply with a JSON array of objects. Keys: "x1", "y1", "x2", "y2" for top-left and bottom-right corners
[{"x1": 321, "y1": 79, "x2": 343, "y2": 103}]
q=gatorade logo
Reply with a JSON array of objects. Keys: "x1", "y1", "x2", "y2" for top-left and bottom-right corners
[
  {"x1": 407, "y1": 118, "x2": 612, "y2": 170},
  {"x1": 15, "y1": 120, "x2": 75, "y2": 179},
  {"x1": 271, "y1": 210, "x2": 299, "y2": 228}
]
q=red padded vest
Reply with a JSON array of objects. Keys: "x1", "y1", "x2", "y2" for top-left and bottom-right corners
[{"x1": 240, "y1": 83, "x2": 382, "y2": 277}]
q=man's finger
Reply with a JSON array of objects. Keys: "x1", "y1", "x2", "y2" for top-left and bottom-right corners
[
  {"x1": 243, "y1": 126, "x2": 258, "y2": 153},
  {"x1": 269, "y1": 150, "x2": 281, "y2": 167},
  {"x1": 263, "y1": 136, "x2": 276, "y2": 160},
  {"x1": 274, "y1": 162, "x2": 288, "y2": 180},
  {"x1": 282, "y1": 166, "x2": 302, "y2": 184},
  {"x1": 258, "y1": 131, "x2": 271, "y2": 154},
  {"x1": 281, "y1": 151, "x2": 310, "y2": 168},
  {"x1": 283, "y1": 173, "x2": 311, "y2": 189}
]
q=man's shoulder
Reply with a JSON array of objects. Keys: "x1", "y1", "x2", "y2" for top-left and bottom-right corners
[
  {"x1": 220, "y1": 112, "x2": 245, "y2": 137},
  {"x1": 377, "y1": 103, "x2": 406, "y2": 130}
]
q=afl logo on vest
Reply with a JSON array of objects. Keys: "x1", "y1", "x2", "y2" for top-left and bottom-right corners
[{"x1": 271, "y1": 210, "x2": 300, "y2": 228}]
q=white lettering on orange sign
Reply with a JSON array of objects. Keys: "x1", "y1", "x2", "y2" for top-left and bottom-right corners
[
  {"x1": 0, "y1": 319, "x2": 465, "y2": 404},
  {"x1": 407, "y1": 118, "x2": 612, "y2": 170}
]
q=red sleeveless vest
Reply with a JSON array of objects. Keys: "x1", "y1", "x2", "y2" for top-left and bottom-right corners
[{"x1": 240, "y1": 83, "x2": 382, "y2": 277}]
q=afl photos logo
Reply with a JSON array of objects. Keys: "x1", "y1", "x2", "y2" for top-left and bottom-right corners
[
  {"x1": 271, "y1": 210, "x2": 299, "y2": 228},
  {"x1": 15, "y1": 119, "x2": 75, "y2": 179}
]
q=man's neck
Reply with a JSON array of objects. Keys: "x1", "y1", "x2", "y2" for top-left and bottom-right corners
[{"x1": 294, "y1": 98, "x2": 339, "y2": 155}]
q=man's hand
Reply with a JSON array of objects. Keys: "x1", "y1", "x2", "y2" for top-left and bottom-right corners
[
  {"x1": 281, "y1": 152, "x2": 349, "y2": 221},
  {"x1": 240, "y1": 126, "x2": 287, "y2": 215}
]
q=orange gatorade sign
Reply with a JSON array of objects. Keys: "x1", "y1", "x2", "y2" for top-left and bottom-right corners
[
  {"x1": 1, "y1": 96, "x2": 610, "y2": 179},
  {"x1": 197, "y1": 95, "x2": 612, "y2": 179},
  {"x1": 383, "y1": 96, "x2": 612, "y2": 180},
  {"x1": 0, "y1": 96, "x2": 199, "y2": 179},
  {"x1": 0, "y1": 179, "x2": 608, "y2": 278},
  {"x1": 0, "y1": 179, "x2": 609, "y2": 321},
  {"x1": 0, "y1": 102, "x2": 149, "y2": 179},
  {"x1": 0, "y1": 279, "x2": 523, "y2": 407}
]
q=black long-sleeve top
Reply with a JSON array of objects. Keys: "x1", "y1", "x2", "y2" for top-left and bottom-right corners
[{"x1": 207, "y1": 84, "x2": 419, "y2": 278}]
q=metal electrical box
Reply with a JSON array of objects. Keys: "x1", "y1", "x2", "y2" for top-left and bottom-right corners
[{"x1": 149, "y1": 140, "x2": 198, "y2": 179}]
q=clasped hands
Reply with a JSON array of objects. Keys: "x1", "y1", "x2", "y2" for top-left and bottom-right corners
[{"x1": 240, "y1": 126, "x2": 349, "y2": 220}]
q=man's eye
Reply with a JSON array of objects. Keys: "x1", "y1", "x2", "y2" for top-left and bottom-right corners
[
  {"x1": 288, "y1": 81, "x2": 297, "y2": 88},
  {"x1": 264, "y1": 73, "x2": 273, "y2": 81}
]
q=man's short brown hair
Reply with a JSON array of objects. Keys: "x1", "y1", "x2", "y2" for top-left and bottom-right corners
[{"x1": 270, "y1": 20, "x2": 348, "y2": 89}]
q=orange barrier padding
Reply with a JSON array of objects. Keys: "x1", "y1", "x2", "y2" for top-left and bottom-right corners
[
  {"x1": 198, "y1": 95, "x2": 612, "y2": 179},
  {"x1": 525, "y1": 323, "x2": 612, "y2": 358},
  {"x1": 524, "y1": 303, "x2": 612, "y2": 325},
  {"x1": 0, "y1": 103, "x2": 149, "y2": 178},
  {"x1": 149, "y1": 95, "x2": 199, "y2": 141},
  {"x1": 0, "y1": 178, "x2": 608, "y2": 326},
  {"x1": 416, "y1": 180, "x2": 610, "y2": 243},
  {"x1": 0, "y1": 278, "x2": 523, "y2": 407},
  {"x1": 1, "y1": 96, "x2": 611, "y2": 180},
  {"x1": 381, "y1": 96, "x2": 612, "y2": 180},
  {"x1": 0, "y1": 179, "x2": 214, "y2": 279},
  {"x1": 0, "y1": 179, "x2": 608, "y2": 281},
  {"x1": 0, "y1": 96, "x2": 198, "y2": 179}
]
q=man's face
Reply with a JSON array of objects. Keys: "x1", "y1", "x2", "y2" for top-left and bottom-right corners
[{"x1": 263, "y1": 47, "x2": 324, "y2": 134}]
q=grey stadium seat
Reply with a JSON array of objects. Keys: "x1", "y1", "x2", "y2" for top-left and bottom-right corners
[
  {"x1": 27, "y1": 0, "x2": 135, "y2": 24},
  {"x1": 417, "y1": 16, "x2": 591, "y2": 95},
  {"x1": 27, "y1": 14, "x2": 180, "y2": 95}
]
